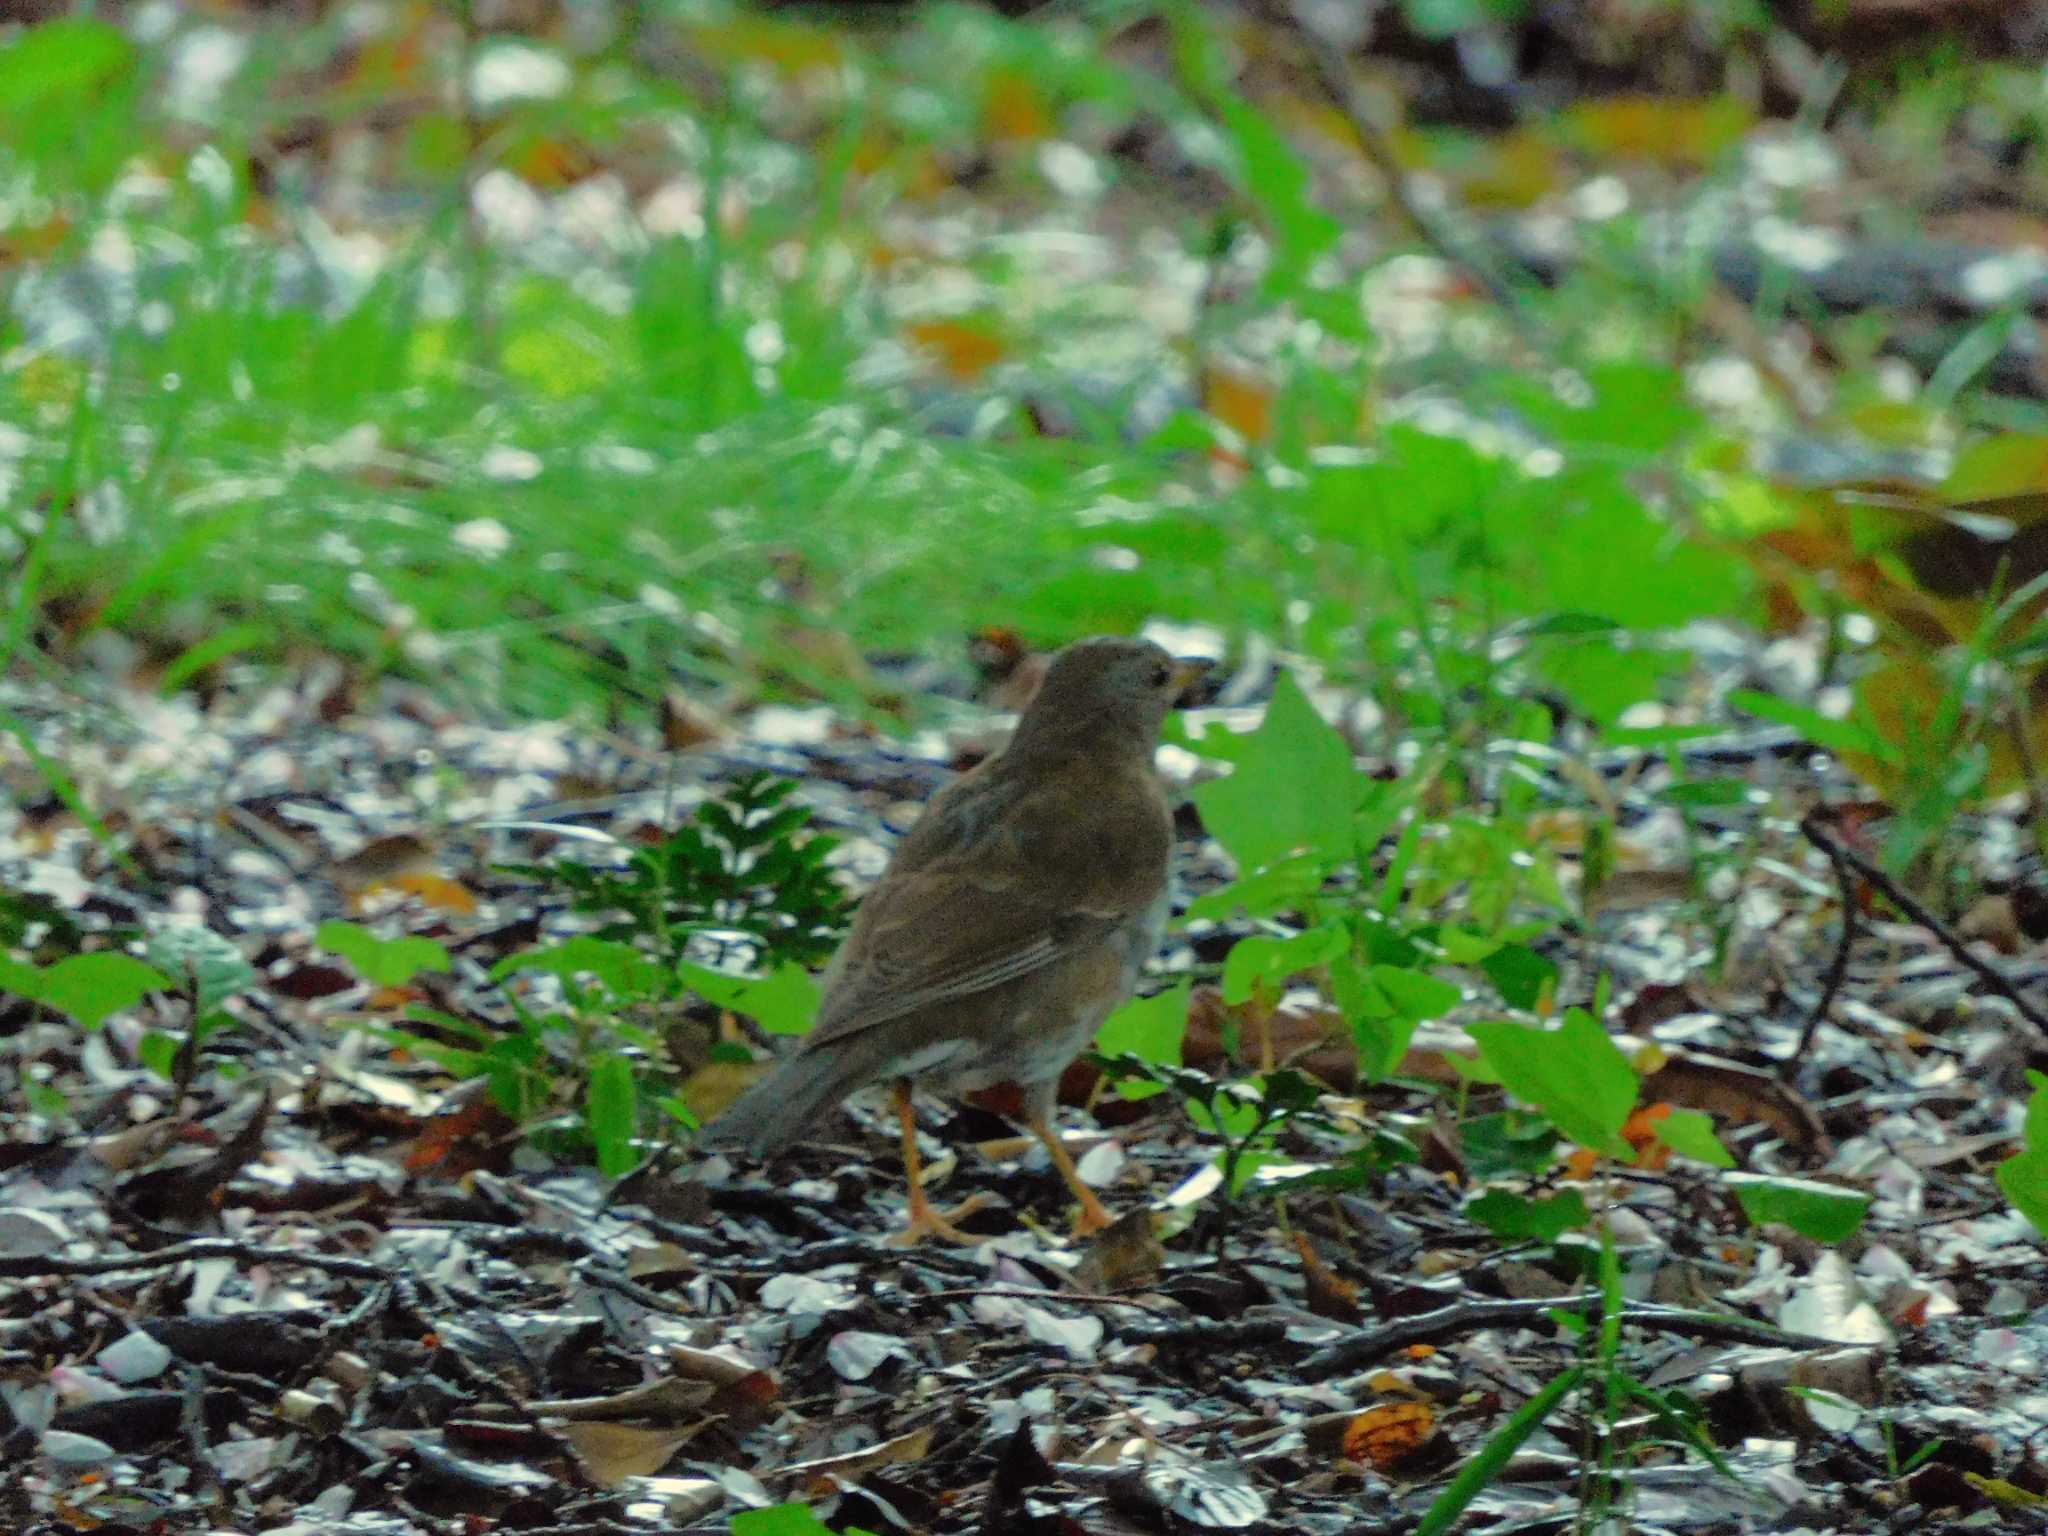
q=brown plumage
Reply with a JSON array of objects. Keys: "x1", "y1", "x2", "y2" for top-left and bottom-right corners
[{"x1": 701, "y1": 635, "x2": 1207, "y2": 1242}]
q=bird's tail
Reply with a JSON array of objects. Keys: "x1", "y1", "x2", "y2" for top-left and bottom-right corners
[{"x1": 695, "y1": 1046, "x2": 870, "y2": 1160}]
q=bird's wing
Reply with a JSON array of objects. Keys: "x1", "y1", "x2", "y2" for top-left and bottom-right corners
[{"x1": 798, "y1": 765, "x2": 1168, "y2": 1052}]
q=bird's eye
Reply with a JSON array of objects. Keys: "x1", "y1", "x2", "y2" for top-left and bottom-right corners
[{"x1": 1151, "y1": 665, "x2": 1171, "y2": 689}]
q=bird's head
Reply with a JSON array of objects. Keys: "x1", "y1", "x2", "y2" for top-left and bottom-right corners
[{"x1": 1009, "y1": 636, "x2": 1213, "y2": 756}]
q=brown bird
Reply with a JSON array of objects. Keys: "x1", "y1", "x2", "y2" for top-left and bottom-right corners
[{"x1": 701, "y1": 636, "x2": 1209, "y2": 1243}]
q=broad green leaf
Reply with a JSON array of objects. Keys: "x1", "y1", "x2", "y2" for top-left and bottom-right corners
[
  {"x1": 1434, "y1": 927, "x2": 1503, "y2": 965},
  {"x1": 1183, "y1": 853, "x2": 1328, "y2": 922},
  {"x1": 1190, "y1": 671, "x2": 1358, "y2": 875},
  {"x1": 1467, "y1": 1188, "x2": 1590, "y2": 1240},
  {"x1": 0, "y1": 18, "x2": 133, "y2": 114},
  {"x1": 1651, "y1": 1109, "x2": 1736, "y2": 1169},
  {"x1": 732, "y1": 1503, "x2": 881, "y2": 1536},
  {"x1": 1462, "y1": 1110, "x2": 1559, "y2": 1180},
  {"x1": 1997, "y1": 1071, "x2": 2048, "y2": 1237},
  {"x1": 0, "y1": 954, "x2": 43, "y2": 1000},
  {"x1": 1468, "y1": 1009, "x2": 1636, "y2": 1160},
  {"x1": 1331, "y1": 956, "x2": 1409, "y2": 1082},
  {"x1": 34, "y1": 953, "x2": 171, "y2": 1029},
  {"x1": 1728, "y1": 688, "x2": 1892, "y2": 762},
  {"x1": 319, "y1": 920, "x2": 453, "y2": 990},
  {"x1": 147, "y1": 926, "x2": 254, "y2": 1011},
  {"x1": 679, "y1": 960, "x2": 819, "y2": 1036},
  {"x1": 1727, "y1": 1174, "x2": 1871, "y2": 1243},
  {"x1": 1096, "y1": 981, "x2": 1189, "y2": 1069},
  {"x1": 1220, "y1": 926, "x2": 1344, "y2": 1004},
  {"x1": 495, "y1": 937, "x2": 662, "y2": 999},
  {"x1": 1368, "y1": 965, "x2": 1463, "y2": 1021},
  {"x1": 1481, "y1": 943, "x2": 1557, "y2": 1011},
  {"x1": 587, "y1": 1053, "x2": 638, "y2": 1178},
  {"x1": 1998, "y1": 1147, "x2": 2048, "y2": 1239},
  {"x1": 137, "y1": 1031, "x2": 181, "y2": 1078}
]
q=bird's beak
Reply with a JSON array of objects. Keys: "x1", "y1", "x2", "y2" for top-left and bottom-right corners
[{"x1": 1168, "y1": 656, "x2": 1216, "y2": 707}]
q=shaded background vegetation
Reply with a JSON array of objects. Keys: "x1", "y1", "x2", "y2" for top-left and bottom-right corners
[{"x1": 4, "y1": 0, "x2": 2044, "y2": 799}]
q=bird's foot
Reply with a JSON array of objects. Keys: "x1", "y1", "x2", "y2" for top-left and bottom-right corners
[
  {"x1": 1027, "y1": 1114, "x2": 1119, "y2": 1239},
  {"x1": 1069, "y1": 1189, "x2": 1116, "y2": 1238},
  {"x1": 887, "y1": 1189, "x2": 998, "y2": 1248}
]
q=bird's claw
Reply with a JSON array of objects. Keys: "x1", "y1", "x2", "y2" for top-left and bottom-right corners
[{"x1": 887, "y1": 1189, "x2": 997, "y2": 1247}]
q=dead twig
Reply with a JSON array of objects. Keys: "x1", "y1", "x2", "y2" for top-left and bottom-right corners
[
  {"x1": 1296, "y1": 1294, "x2": 1847, "y2": 1377},
  {"x1": 1789, "y1": 820, "x2": 1860, "y2": 1071},
  {"x1": 0, "y1": 1236, "x2": 391, "y2": 1282},
  {"x1": 919, "y1": 1285, "x2": 1170, "y2": 1313},
  {"x1": 1799, "y1": 812, "x2": 2048, "y2": 1042}
]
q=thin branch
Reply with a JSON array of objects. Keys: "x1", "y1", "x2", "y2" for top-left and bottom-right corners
[
  {"x1": 919, "y1": 1286, "x2": 1169, "y2": 1313},
  {"x1": 0, "y1": 1236, "x2": 390, "y2": 1282},
  {"x1": 1800, "y1": 811, "x2": 2048, "y2": 1042},
  {"x1": 1296, "y1": 1294, "x2": 1849, "y2": 1377},
  {"x1": 1789, "y1": 821, "x2": 1859, "y2": 1071}
]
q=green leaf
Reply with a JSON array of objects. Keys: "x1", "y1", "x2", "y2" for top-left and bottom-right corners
[
  {"x1": 2003, "y1": 1071, "x2": 2048, "y2": 1238},
  {"x1": 731, "y1": 1503, "x2": 881, "y2": 1536},
  {"x1": 1095, "y1": 981, "x2": 1189, "y2": 1069},
  {"x1": 656, "y1": 1094, "x2": 700, "y2": 1131},
  {"x1": 1183, "y1": 853, "x2": 1328, "y2": 921},
  {"x1": 1726, "y1": 1174, "x2": 1871, "y2": 1243},
  {"x1": 1337, "y1": 956, "x2": 1466, "y2": 1083},
  {"x1": 1461, "y1": 1110, "x2": 1559, "y2": 1179},
  {"x1": 1467, "y1": 1188, "x2": 1590, "y2": 1240},
  {"x1": 1415, "y1": 1365, "x2": 1585, "y2": 1536},
  {"x1": 587, "y1": 1053, "x2": 638, "y2": 1178},
  {"x1": 1468, "y1": 1009, "x2": 1636, "y2": 1160},
  {"x1": 679, "y1": 960, "x2": 819, "y2": 1036},
  {"x1": 1651, "y1": 1109, "x2": 1736, "y2": 1169},
  {"x1": 495, "y1": 937, "x2": 662, "y2": 998},
  {"x1": 1220, "y1": 926, "x2": 1344, "y2": 1004},
  {"x1": 147, "y1": 927, "x2": 254, "y2": 1011},
  {"x1": 1189, "y1": 671, "x2": 1358, "y2": 875},
  {"x1": 1660, "y1": 779, "x2": 1752, "y2": 809},
  {"x1": 319, "y1": 920, "x2": 453, "y2": 990},
  {"x1": 137, "y1": 1030, "x2": 181, "y2": 1078},
  {"x1": 1481, "y1": 944, "x2": 1557, "y2": 1011},
  {"x1": 1368, "y1": 965, "x2": 1463, "y2": 1021},
  {"x1": 24, "y1": 1080, "x2": 68, "y2": 1118},
  {"x1": 0, "y1": 954, "x2": 44, "y2": 1000},
  {"x1": 0, "y1": 18, "x2": 133, "y2": 114},
  {"x1": 1513, "y1": 612, "x2": 1621, "y2": 638},
  {"x1": 35, "y1": 953, "x2": 172, "y2": 1029},
  {"x1": 1728, "y1": 688, "x2": 1892, "y2": 762}
]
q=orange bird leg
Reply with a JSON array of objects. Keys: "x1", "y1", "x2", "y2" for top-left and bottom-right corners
[
  {"x1": 885, "y1": 1081, "x2": 993, "y2": 1248},
  {"x1": 1028, "y1": 1113, "x2": 1116, "y2": 1236}
]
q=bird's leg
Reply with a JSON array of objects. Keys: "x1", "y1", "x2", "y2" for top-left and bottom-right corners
[
  {"x1": 1027, "y1": 1112, "x2": 1116, "y2": 1237},
  {"x1": 885, "y1": 1081, "x2": 993, "y2": 1248}
]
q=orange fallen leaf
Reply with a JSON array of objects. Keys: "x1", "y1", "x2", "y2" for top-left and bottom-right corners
[
  {"x1": 906, "y1": 318, "x2": 1005, "y2": 382},
  {"x1": 1203, "y1": 365, "x2": 1273, "y2": 445},
  {"x1": 381, "y1": 872, "x2": 478, "y2": 914},
  {"x1": 1341, "y1": 1401, "x2": 1437, "y2": 1470}
]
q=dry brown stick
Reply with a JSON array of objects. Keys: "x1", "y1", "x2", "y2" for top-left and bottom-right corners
[
  {"x1": 1799, "y1": 812, "x2": 2048, "y2": 1042},
  {"x1": 0, "y1": 1236, "x2": 390, "y2": 1282},
  {"x1": 919, "y1": 1286, "x2": 1170, "y2": 1313},
  {"x1": 1296, "y1": 1294, "x2": 1845, "y2": 1377},
  {"x1": 1789, "y1": 820, "x2": 1860, "y2": 1071}
]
